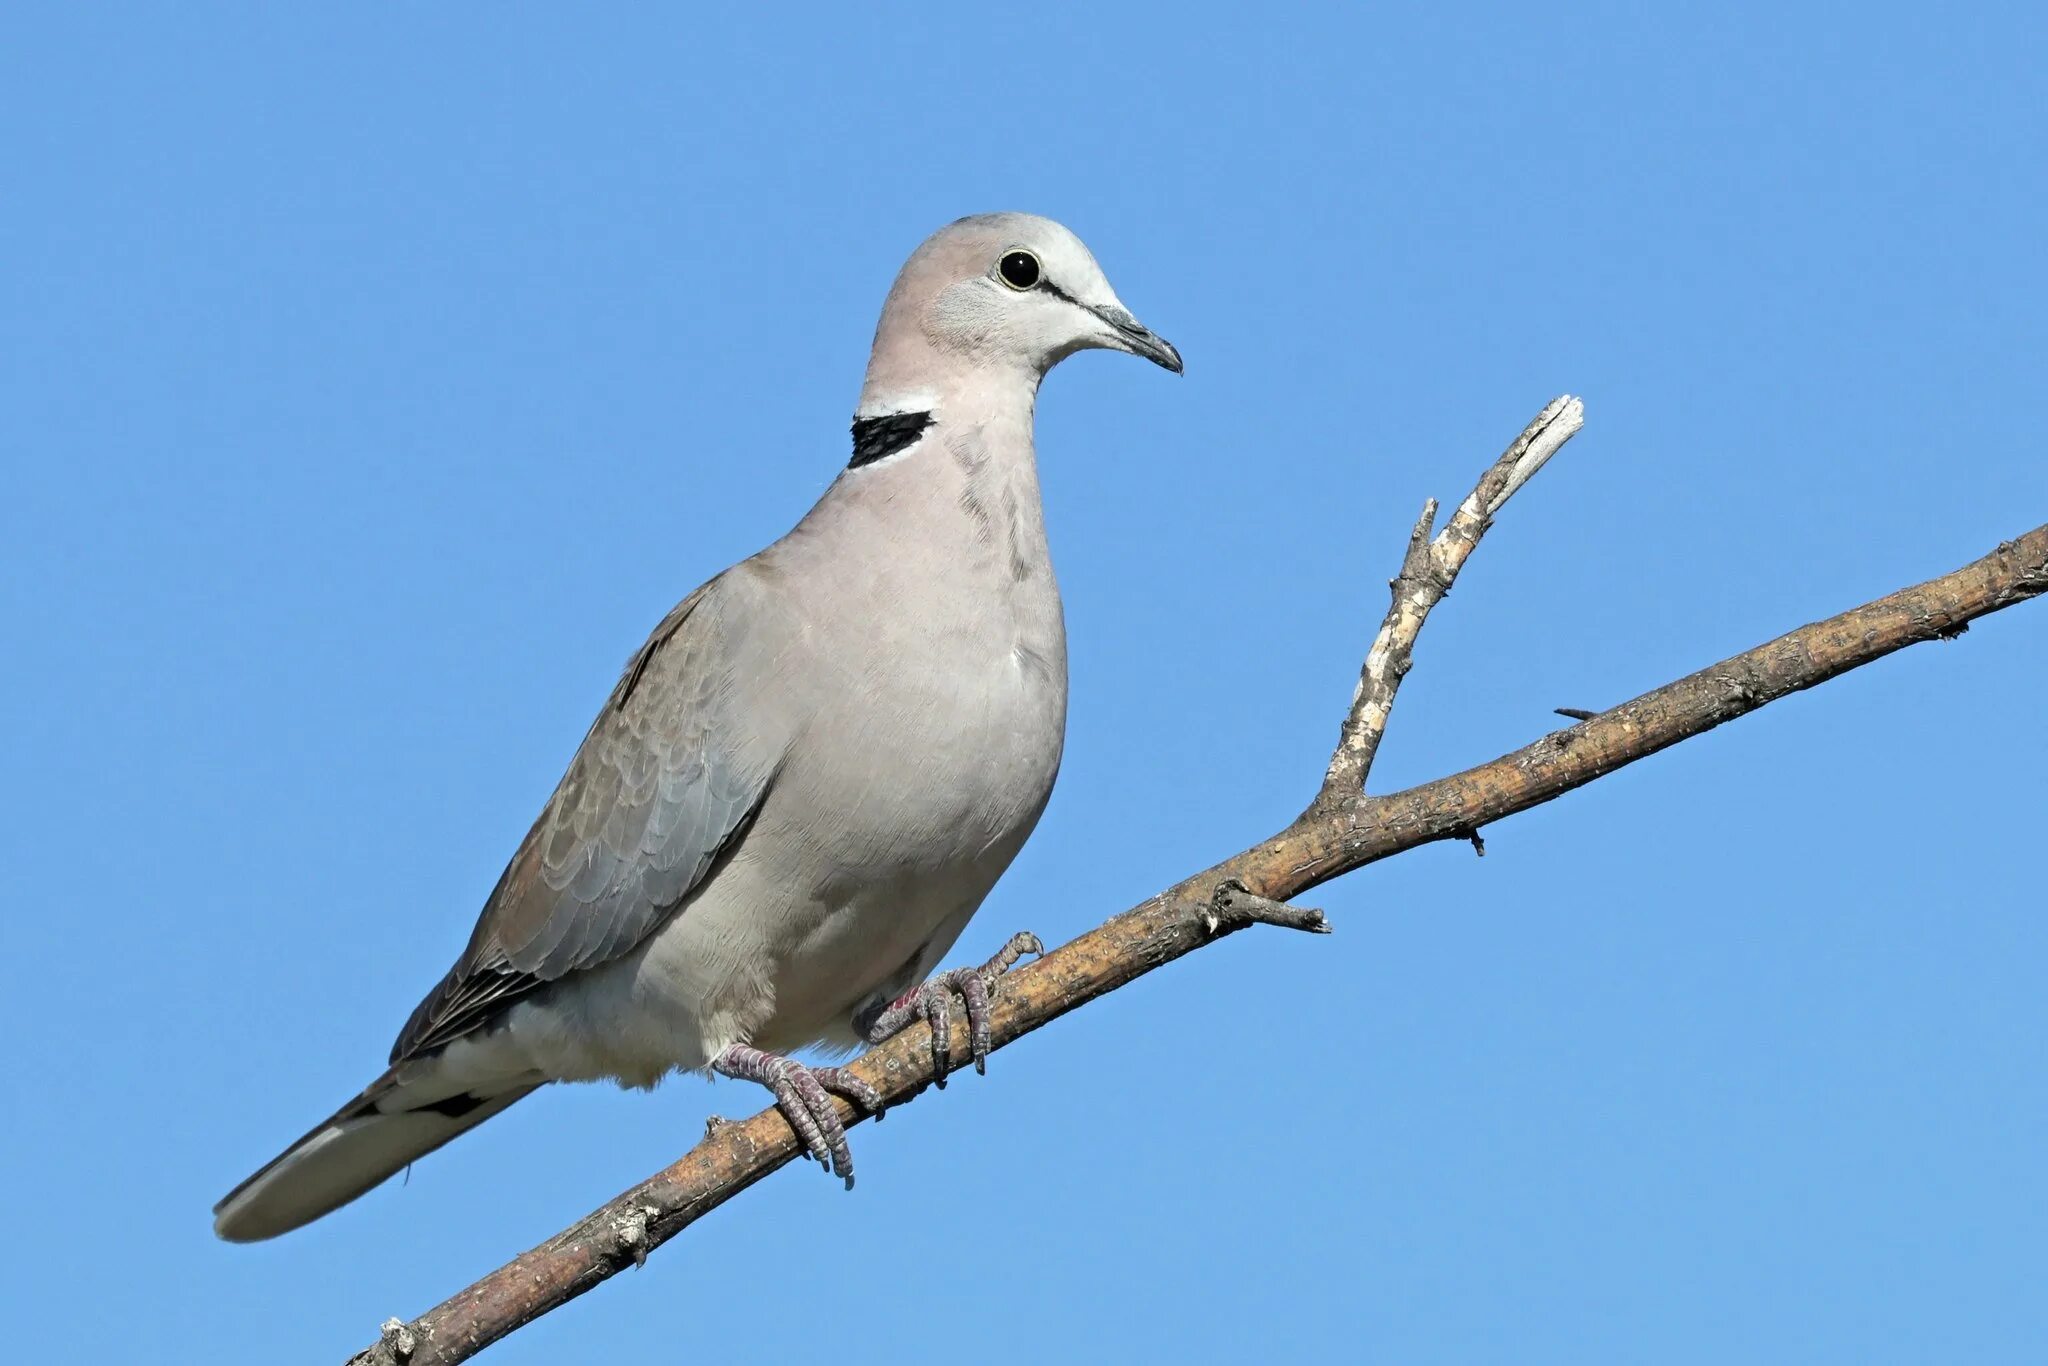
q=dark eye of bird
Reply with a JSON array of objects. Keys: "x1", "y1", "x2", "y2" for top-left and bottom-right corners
[{"x1": 998, "y1": 251, "x2": 1041, "y2": 290}]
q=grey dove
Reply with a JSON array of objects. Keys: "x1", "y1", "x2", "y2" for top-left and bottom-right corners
[{"x1": 213, "y1": 212, "x2": 1181, "y2": 1241}]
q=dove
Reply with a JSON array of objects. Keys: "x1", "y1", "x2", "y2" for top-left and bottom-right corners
[{"x1": 214, "y1": 213, "x2": 1181, "y2": 1241}]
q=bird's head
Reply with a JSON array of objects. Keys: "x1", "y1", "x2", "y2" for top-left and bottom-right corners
[{"x1": 860, "y1": 213, "x2": 1181, "y2": 413}]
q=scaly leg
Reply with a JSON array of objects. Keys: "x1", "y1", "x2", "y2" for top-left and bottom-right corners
[
  {"x1": 854, "y1": 932, "x2": 1045, "y2": 1088},
  {"x1": 710, "y1": 1044, "x2": 882, "y2": 1189}
]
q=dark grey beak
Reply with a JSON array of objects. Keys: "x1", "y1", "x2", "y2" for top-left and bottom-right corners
[{"x1": 1094, "y1": 304, "x2": 1184, "y2": 375}]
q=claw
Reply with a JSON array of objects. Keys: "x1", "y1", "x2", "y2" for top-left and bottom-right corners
[
  {"x1": 710, "y1": 1044, "x2": 878, "y2": 1189},
  {"x1": 922, "y1": 982, "x2": 953, "y2": 1087},
  {"x1": 953, "y1": 968, "x2": 993, "y2": 1073},
  {"x1": 858, "y1": 931, "x2": 1046, "y2": 1083}
]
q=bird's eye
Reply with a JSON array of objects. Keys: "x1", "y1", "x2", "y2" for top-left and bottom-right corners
[{"x1": 997, "y1": 250, "x2": 1041, "y2": 290}]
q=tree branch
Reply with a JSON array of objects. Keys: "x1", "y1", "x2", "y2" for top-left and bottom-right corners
[
  {"x1": 350, "y1": 400, "x2": 2048, "y2": 1365},
  {"x1": 1321, "y1": 395, "x2": 1583, "y2": 804}
]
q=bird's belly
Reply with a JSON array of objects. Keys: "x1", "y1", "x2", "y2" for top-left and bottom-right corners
[
  {"x1": 752, "y1": 666, "x2": 1065, "y2": 1049},
  {"x1": 538, "y1": 649, "x2": 1064, "y2": 1082}
]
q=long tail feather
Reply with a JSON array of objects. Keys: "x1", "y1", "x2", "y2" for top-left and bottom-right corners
[{"x1": 212, "y1": 1068, "x2": 541, "y2": 1242}]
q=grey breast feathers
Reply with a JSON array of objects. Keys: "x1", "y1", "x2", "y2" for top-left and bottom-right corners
[{"x1": 391, "y1": 575, "x2": 781, "y2": 1062}]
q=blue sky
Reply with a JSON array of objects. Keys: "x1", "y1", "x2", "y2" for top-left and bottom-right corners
[{"x1": 6, "y1": 5, "x2": 2045, "y2": 1362}]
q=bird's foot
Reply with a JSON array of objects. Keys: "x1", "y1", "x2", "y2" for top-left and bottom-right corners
[
  {"x1": 709, "y1": 1044, "x2": 881, "y2": 1189},
  {"x1": 856, "y1": 931, "x2": 1046, "y2": 1088}
]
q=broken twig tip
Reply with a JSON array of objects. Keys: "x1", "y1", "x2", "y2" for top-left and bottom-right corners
[
  {"x1": 1211, "y1": 881, "x2": 1333, "y2": 935},
  {"x1": 1554, "y1": 707, "x2": 1598, "y2": 721},
  {"x1": 613, "y1": 1207, "x2": 653, "y2": 1268},
  {"x1": 378, "y1": 1318, "x2": 418, "y2": 1363},
  {"x1": 1466, "y1": 830, "x2": 1486, "y2": 857}
]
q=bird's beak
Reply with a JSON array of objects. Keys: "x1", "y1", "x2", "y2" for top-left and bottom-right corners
[{"x1": 1092, "y1": 304, "x2": 1184, "y2": 374}]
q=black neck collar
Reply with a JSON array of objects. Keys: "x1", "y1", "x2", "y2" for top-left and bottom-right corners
[{"x1": 848, "y1": 410, "x2": 934, "y2": 469}]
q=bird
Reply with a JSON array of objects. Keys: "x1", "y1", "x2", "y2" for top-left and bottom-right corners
[{"x1": 212, "y1": 212, "x2": 1182, "y2": 1241}]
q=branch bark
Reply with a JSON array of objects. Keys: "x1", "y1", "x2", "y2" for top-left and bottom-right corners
[{"x1": 350, "y1": 400, "x2": 2048, "y2": 1365}]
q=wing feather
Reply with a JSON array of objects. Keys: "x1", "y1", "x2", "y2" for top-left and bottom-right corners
[{"x1": 391, "y1": 578, "x2": 777, "y2": 1062}]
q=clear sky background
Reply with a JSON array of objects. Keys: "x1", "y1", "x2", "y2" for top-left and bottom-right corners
[{"x1": 6, "y1": 6, "x2": 2044, "y2": 1363}]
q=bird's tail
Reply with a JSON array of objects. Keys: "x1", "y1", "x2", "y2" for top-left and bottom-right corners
[{"x1": 212, "y1": 1064, "x2": 542, "y2": 1242}]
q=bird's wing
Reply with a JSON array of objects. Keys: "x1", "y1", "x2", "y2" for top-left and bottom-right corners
[{"x1": 391, "y1": 576, "x2": 779, "y2": 1062}]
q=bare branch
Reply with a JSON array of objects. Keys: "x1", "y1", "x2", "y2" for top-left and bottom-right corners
[
  {"x1": 1320, "y1": 396, "x2": 1585, "y2": 805},
  {"x1": 348, "y1": 400, "x2": 2045, "y2": 1364}
]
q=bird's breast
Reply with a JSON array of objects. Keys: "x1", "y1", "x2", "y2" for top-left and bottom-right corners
[{"x1": 771, "y1": 579, "x2": 1062, "y2": 884}]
